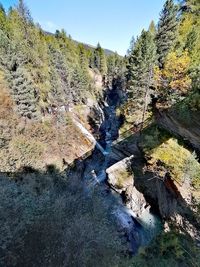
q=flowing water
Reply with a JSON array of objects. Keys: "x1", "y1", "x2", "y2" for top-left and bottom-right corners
[
  {"x1": 74, "y1": 89, "x2": 162, "y2": 253},
  {"x1": 72, "y1": 116, "x2": 107, "y2": 156}
]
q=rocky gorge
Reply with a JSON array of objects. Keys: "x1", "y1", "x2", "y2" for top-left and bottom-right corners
[
  {"x1": 72, "y1": 85, "x2": 200, "y2": 252},
  {"x1": 66, "y1": 86, "x2": 163, "y2": 254},
  {"x1": 0, "y1": 0, "x2": 200, "y2": 265}
]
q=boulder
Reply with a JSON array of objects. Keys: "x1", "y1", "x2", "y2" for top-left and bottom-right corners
[
  {"x1": 106, "y1": 156, "x2": 134, "y2": 193},
  {"x1": 106, "y1": 156, "x2": 148, "y2": 217}
]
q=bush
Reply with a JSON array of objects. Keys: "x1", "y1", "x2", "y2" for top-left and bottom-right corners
[
  {"x1": 141, "y1": 125, "x2": 200, "y2": 187},
  {"x1": 0, "y1": 170, "x2": 126, "y2": 267},
  {"x1": 129, "y1": 230, "x2": 200, "y2": 267},
  {"x1": 9, "y1": 136, "x2": 45, "y2": 169}
]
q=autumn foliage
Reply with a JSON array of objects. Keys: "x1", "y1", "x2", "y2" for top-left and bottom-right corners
[{"x1": 154, "y1": 51, "x2": 192, "y2": 94}]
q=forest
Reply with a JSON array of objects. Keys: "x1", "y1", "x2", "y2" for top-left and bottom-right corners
[{"x1": 0, "y1": 0, "x2": 200, "y2": 266}]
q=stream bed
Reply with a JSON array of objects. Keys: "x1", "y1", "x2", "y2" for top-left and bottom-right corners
[{"x1": 79, "y1": 90, "x2": 163, "y2": 254}]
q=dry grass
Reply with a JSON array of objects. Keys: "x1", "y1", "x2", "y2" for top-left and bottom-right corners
[{"x1": 0, "y1": 73, "x2": 94, "y2": 172}]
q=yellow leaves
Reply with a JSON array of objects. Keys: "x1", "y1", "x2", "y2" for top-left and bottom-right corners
[
  {"x1": 154, "y1": 51, "x2": 192, "y2": 94},
  {"x1": 164, "y1": 51, "x2": 191, "y2": 93},
  {"x1": 154, "y1": 65, "x2": 163, "y2": 90},
  {"x1": 169, "y1": 76, "x2": 191, "y2": 92},
  {"x1": 149, "y1": 138, "x2": 200, "y2": 184},
  {"x1": 178, "y1": 14, "x2": 194, "y2": 45},
  {"x1": 164, "y1": 51, "x2": 190, "y2": 77}
]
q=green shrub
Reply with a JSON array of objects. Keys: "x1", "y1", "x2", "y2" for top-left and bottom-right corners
[
  {"x1": 130, "y1": 231, "x2": 200, "y2": 267},
  {"x1": 0, "y1": 170, "x2": 126, "y2": 267},
  {"x1": 10, "y1": 136, "x2": 45, "y2": 168}
]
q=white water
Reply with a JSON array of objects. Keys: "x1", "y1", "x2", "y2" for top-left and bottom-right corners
[
  {"x1": 113, "y1": 207, "x2": 134, "y2": 230},
  {"x1": 72, "y1": 117, "x2": 108, "y2": 156},
  {"x1": 76, "y1": 101, "x2": 162, "y2": 253},
  {"x1": 89, "y1": 130, "x2": 115, "y2": 185}
]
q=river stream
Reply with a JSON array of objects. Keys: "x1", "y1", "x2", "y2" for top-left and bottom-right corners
[{"x1": 77, "y1": 89, "x2": 162, "y2": 254}]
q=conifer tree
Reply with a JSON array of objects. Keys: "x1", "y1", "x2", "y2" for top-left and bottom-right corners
[
  {"x1": 78, "y1": 43, "x2": 89, "y2": 71},
  {"x1": 88, "y1": 50, "x2": 95, "y2": 69},
  {"x1": 127, "y1": 36, "x2": 135, "y2": 56},
  {"x1": 0, "y1": 4, "x2": 6, "y2": 30},
  {"x1": 93, "y1": 43, "x2": 101, "y2": 70},
  {"x1": 93, "y1": 43, "x2": 107, "y2": 75},
  {"x1": 156, "y1": 0, "x2": 178, "y2": 67},
  {"x1": 149, "y1": 20, "x2": 156, "y2": 35},
  {"x1": 106, "y1": 53, "x2": 123, "y2": 88},
  {"x1": 127, "y1": 29, "x2": 157, "y2": 96},
  {"x1": 8, "y1": 66, "x2": 38, "y2": 119},
  {"x1": 126, "y1": 27, "x2": 157, "y2": 119},
  {"x1": 49, "y1": 45, "x2": 71, "y2": 103},
  {"x1": 100, "y1": 51, "x2": 107, "y2": 76},
  {"x1": 70, "y1": 67, "x2": 89, "y2": 103}
]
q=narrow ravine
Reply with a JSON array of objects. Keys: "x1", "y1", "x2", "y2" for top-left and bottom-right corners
[{"x1": 73, "y1": 88, "x2": 163, "y2": 254}]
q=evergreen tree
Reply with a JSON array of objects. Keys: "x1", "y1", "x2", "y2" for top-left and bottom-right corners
[
  {"x1": 48, "y1": 45, "x2": 71, "y2": 103},
  {"x1": 156, "y1": 0, "x2": 178, "y2": 67},
  {"x1": 0, "y1": 3, "x2": 6, "y2": 30},
  {"x1": 107, "y1": 53, "x2": 126, "y2": 89},
  {"x1": 8, "y1": 66, "x2": 38, "y2": 119},
  {"x1": 70, "y1": 67, "x2": 89, "y2": 103},
  {"x1": 127, "y1": 36, "x2": 135, "y2": 56},
  {"x1": 93, "y1": 43, "x2": 101, "y2": 70},
  {"x1": 93, "y1": 43, "x2": 107, "y2": 75},
  {"x1": 55, "y1": 29, "x2": 67, "y2": 41},
  {"x1": 100, "y1": 51, "x2": 107, "y2": 75},
  {"x1": 88, "y1": 50, "x2": 95, "y2": 69},
  {"x1": 107, "y1": 54, "x2": 116, "y2": 77},
  {"x1": 149, "y1": 20, "x2": 156, "y2": 35},
  {"x1": 17, "y1": 0, "x2": 32, "y2": 23},
  {"x1": 126, "y1": 27, "x2": 157, "y2": 119},
  {"x1": 78, "y1": 43, "x2": 89, "y2": 71},
  {"x1": 127, "y1": 29, "x2": 157, "y2": 96}
]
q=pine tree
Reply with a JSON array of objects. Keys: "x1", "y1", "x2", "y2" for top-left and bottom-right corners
[
  {"x1": 127, "y1": 29, "x2": 157, "y2": 96},
  {"x1": 93, "y1": 43, "x2": 107, "y2": 75},
  {"x1": 48, "y1": 45, "x2": 71, "y2": 103},
  {"x1": 0, "y1": 4, "x2": 6, "y2": 30},
  {"x1": 70, "y1": 67, "x2": 89, "y2": 103},
  {"x1": 8, "y1": 66, "x2": 38, "y2": 119},
  {"x1": 127, "y1": 36, "x2": 135, "y2": 56},
  {"x1": 17, "y1": 0, "x2": 32, "y2": 23},
  {"x1": 78, "y1": 43, "x2": 89, "y2": 71},
  {"x1": 99, "y1": 51, "x2": 107, "y2": 76},
  {"x1": 106, "y1": 53, "x2": 126, "y2": 90},
  {"x1": 126, "y1": 27, "x2": 157, "y2": 119},
  {"x1": 93, "y1": 43, "x2": 101, "y2": 70},
  {"x1": 156, "y1": 0, "x2": 178, "y2": 67},
  {"x1": 88, "y1": 50, "x2": 95, "y2": 69},
  {"x1": 149, "y1": 20, "x2": 156, "y2": 35}
]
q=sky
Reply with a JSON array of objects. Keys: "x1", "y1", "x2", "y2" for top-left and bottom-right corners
[{"x1": 2, "y1": 0, "x2": 166, "y2": 55}]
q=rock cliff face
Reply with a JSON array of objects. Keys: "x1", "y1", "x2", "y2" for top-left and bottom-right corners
[
  {"x1": 107, "y1": 119, "x2": 200, "y2": 240},
  {"x1": 106, "y1": 156, "x2": 134, "y2": 193},
  {"x1": 156, "y1": 109, "x2": 200, "y2": 152},
  {"x1": 106, "y1": 156, "x2": 148, "y2": 217}
]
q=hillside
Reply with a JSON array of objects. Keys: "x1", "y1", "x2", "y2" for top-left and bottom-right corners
[
  {"x1": 0, "y1": 0, "x2": 200, "y2": 267},
  {"x1": 45, "y1": 30, "x2": 117, "y2": 56}
]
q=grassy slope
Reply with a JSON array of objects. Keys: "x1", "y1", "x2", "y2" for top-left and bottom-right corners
[{"x1": 0, "y1": 72, "x2": 94, "y2": 172}]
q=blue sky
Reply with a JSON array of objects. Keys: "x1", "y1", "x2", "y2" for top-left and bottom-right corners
[{"x1": 2, "y1": 0, "x2": 166, "y2": 55}]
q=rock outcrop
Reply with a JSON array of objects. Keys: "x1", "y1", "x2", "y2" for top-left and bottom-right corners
[
  {"x1": 106, "y1": 156, "x2": 134, "y2": 193},
  {"x1": 156, "y1": 109, "x2": 200, "y2": 152},
  {"x1": 106, "y1": 156, "x2": 148, "y2": 217}
]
